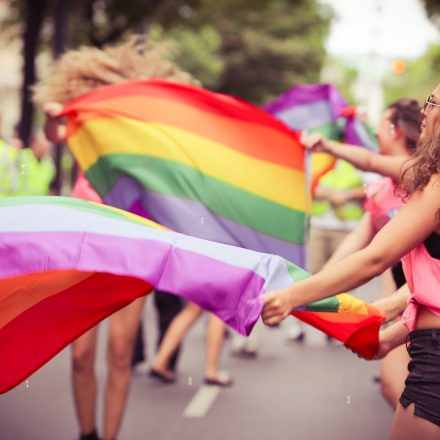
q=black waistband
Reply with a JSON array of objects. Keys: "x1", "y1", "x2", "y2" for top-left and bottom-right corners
[{"x1": 409, "y1": 328, "x2": 440, "y2": 339}]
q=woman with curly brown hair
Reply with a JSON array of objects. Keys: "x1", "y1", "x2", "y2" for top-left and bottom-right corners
[
  {"x1": 263, "y1": 84, "x2": 440, "y2": 439},
  {"x1": 305, "y1": 98, "x2": 423, "y2": 408}
]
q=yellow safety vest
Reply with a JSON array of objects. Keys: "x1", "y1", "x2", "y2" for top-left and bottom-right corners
[
  {"x1": 0, "y1": 140, "x2": 19, "y2": 197},
  {"x1": 312, "y1": 160, "x2": 364, "y2": 221},
  {"x1": 0, "y1": 140, "x2": 55, "y2": 197},
  {"x1": 15, "y1": 148, "x2": 55, "y2": 196}
]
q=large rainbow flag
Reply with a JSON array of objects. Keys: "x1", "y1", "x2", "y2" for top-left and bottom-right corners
[
  {"x1": 0, "y1": 197, "x2": 384, "y2": 393},
  {"x1": 61, "y1": 79, "x2": 306, "y2": 266},
  {"x1": 264, "y1": 83, "x2": 377, "y2": 189}
]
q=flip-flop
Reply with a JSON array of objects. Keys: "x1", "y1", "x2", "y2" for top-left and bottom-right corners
[
  {"x1": 149, "y1": 368, "x2": 175, "y2": 384},
  {"x1": 204, "y1": 377, "x2": 233, "y2": 387}
]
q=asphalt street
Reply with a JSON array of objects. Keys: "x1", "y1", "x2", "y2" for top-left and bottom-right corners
[{"x1": 0, "y1": 277, "x2": 394, "y2": 440}]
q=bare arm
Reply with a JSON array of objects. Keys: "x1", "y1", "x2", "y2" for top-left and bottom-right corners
[
  {"x1": 306, "y1": 135, "x2": 408, "y2": 181},
  {"x1": 314, "y1": 184, "x2": 365, "y2": 209},
  {"x1": 324, "y1": 213, "x2": 375, "y2": 267},
  {"x1": 372, "y1": 284, "x2": 410, "y2": 322},
  {"x1": 375, "y1": 320, "x2": 409, "y2": 359},
  {"x1": 262, "y1": 176, "x2": 440, "y2": 325}
]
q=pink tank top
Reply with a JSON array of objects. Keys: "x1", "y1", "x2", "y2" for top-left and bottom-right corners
[
  {"x1": 363, "y1": 177, "x2": 404, "y2": 232},
  {"x1": 401, "y1": 242, "x2": 440, "y2": 330},
  {"x1": 70, "y1": 172, "x2": 103, "y2": 203}
]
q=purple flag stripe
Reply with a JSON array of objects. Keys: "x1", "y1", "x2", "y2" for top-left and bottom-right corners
[
  {"x1": 272, "y1": 100, "x2": 336, "y2": 130},
  {"x1": 264, "y1": 83, "x2": 347, "y2": 117},
  {"x1": 105, "y1": 177, "x2": 305, "y2": 265},
  {"x1": 1, "y1": 231, "x2": 269, "y2": 335}
]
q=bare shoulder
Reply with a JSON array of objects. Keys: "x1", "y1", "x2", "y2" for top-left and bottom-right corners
[
  {"x1": 423, "y1": 174, "x2": 440, "y2": 200},
  {"x1": 408, "y1": 174, "x2": 440, "y2": 201},
  {"x1": 407, "y1": 174, "x2": 440, "y2": 232},
  {"x1": 428, "y1": 174, "x2": 440, "y2": 232}
]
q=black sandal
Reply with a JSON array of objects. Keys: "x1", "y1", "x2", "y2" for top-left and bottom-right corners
[
  {"x1": 204, "y1": 377, "x2": 233, "y2": 387},
  {"x1": 149, "y1": 368, "x2": 175, "y2": 384},
  {"x1": 79, "y1": 429, "x2": 100, "y2": 440}
]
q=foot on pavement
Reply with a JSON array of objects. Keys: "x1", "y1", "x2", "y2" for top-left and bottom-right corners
[{"x1": 149, "y1": 368, "x2": 175, "y2": 384}]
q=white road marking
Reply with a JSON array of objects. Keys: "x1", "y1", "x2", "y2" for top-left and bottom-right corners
[{"x1": 183, "y1": 385, "x2": 221, "y2": 418}]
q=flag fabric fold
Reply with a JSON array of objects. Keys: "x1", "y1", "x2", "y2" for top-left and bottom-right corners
[
  {"x1": 264, "y1": 83, "x2": 378, "y2": 190},
  {"x1": 265, "y1": 83, "x2": 346, "y2": 190},
  {"x1": 340, "y1": 106, "x2": 378, "y2": 151},
  {"x1": 0, "y1": 197, "x2": 384, "y2": 393},
  {"x1": 61, "y1": 79, "x2": 306, "y2": 266}
]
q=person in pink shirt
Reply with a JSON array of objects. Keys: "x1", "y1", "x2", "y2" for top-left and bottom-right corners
[
  {"x1": 306, "y1": 99, "x2": 422, "y2": 408},
  {"x1": 263, "y1": 85, "x2": 440, "y2": 439}
]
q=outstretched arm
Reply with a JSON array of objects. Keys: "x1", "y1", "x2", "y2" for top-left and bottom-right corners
[
  {"x1": 262, "y1": 176, "x2": 440, "y2": 325},
  {"x1": 372, "y1": 284, "x2": 410, "y2": 322},
  {"x1": 306, "y1": 134, "x2": 408, "y2": 181},
  {"x1": 375, "y1": 320, "x2": 409, "y2": 359}
]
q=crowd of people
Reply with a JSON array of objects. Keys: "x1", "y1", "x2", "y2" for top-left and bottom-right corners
[{"x1": 3, "y1": 35, "x2": 440, "y2": 440}]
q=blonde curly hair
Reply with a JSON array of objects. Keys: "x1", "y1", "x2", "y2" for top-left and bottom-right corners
[{"x1": 33, "y1": 36, "x2": 198, "y2": 106}]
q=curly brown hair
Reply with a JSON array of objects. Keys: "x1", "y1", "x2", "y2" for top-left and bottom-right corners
[
  {"x1": 33, "y1": 36, "x2": 198, "y2": 106},
  {"x1": 400, "y1": 131, "x2": 440, "y2": 197}
]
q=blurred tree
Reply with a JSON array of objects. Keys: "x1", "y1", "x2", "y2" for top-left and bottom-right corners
[
  {"x1": 9, "y1": 0, "x2": 331, "y2": 150},
  {"x1": 151, "y1": 0, "x2": 332, "y2": 104},
  {"x1": 53, "y1": 0, "x2": 69, "y2": 57},
  {"x1": 69, "y1": 0, "x2": 163, "y2": 47},
  {"x1": 383, "y1": 1, "x2": 440, "y2": 107},
  {"x1": 421, "y1": 0, "x2": 440, "y2": 26},
  {"x1": 10, "y1": 0, "x2": 170, "y2": 147},
  {"x1": 51, "y1": 0, "x2": 70, "y2": 193},
  {"x1": 147, "y1": 23, "x2": 224, "y2": 89},
  {"x1": 383, "y1": 43, "x2": 440, "y2": 106},
  {"x1": 17, "y1": 0, "x2": 47, "y2": 147}
]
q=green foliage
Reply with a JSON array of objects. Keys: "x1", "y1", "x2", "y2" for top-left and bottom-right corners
[
  {"x1": 421, "y1": 0, "x2": 440, "y2": 25},
  {"x1": 150, "y1": 0, "x2": 332, "y2": 104},
  {"x1": 9, "y1": 0, "x2": 331, "y2": 104},
  {"x1": 383, "y1": 44, "x2": 440, "y2": 106},
  {"x1": 375, "y1": 0, "x2": 440, "y2": 110},
  {"x1": 147, "y1": 24, "x2": 225, "y2": 89},
  {"x1": 5, "y1": 0, "x2": 332, "y2": 192}
]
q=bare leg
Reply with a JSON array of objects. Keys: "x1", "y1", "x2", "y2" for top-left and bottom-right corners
[
  {"x1": 103, "y1": 297, "x2": 145, "y2": 440},
  {"x1": 380, "y1": 344, "x2": 409, "y2": 409},
  {"x1": 390, "y1": 403, "x2": 440, "y2": 440},
  {"x1": 204, "y1": 314, "x2": 231, "y2": 385},
  {"x1": 152, "y1": 302, "x2": 202, "y2": 379},
  {"x1": 71, "y1": 327, "x2": 99, "y2": 437},
  {"x1": 232, "y1": 318, "x2": 261, "y2": 357},
  {"x1": 379, "y1": 269, "x2": 407, "y2": 409}
]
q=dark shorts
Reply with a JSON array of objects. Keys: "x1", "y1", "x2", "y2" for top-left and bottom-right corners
[{"x1": 399, "y1": 328, "x2": 440, "y2": 427}]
